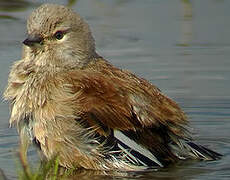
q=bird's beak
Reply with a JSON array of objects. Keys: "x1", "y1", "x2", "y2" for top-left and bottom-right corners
[{"x1": 23, "y1": 34, "x2": 43, "y2": 47}]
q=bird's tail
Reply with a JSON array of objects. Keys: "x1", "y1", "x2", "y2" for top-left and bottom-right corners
[
  {"x1": 169, "y1": 139, "x2": 222, "y2": 161},
  {"x1": 113, "y1": 130, "x2": 222, "y2": 169}
]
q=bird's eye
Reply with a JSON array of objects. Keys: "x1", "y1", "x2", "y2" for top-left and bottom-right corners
[{"x1": 54, "y1": 31, "x2": 64, "y2": 40}]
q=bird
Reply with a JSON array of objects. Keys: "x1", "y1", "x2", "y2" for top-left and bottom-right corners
[{"x1": 4, "y1": 3, "x2": 222, "y2": 171}]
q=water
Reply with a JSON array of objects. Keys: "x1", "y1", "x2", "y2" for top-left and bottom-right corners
[{"x1": 0, "y1": 0, "x2": 230, "y2": 179}]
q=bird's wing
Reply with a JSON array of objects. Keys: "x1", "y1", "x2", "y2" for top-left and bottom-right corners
[
  {"x1": 64, "y1": 68, "x2": 188, "y2": 139},
  {"x1": 62, "y1": 67, "x2": 221, "y2": 166}
]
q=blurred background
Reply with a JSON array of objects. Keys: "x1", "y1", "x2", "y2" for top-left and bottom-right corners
[{"x1": 0, "y1": 0, "x2": 229, "y2": 179}]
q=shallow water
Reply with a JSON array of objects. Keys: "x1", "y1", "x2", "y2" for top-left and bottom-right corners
[{"x1": 0, "y1": 0, "x2": 230, "y2": 179}]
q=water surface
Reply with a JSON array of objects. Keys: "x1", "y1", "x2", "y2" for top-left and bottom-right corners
[{"x1": 0, "y1": 0, "x2": 229, "y2": 179}]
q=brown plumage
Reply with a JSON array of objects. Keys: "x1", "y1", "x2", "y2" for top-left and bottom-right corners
[{"x1": 4, "y1": 4, "x2": 221, "y2": 171}]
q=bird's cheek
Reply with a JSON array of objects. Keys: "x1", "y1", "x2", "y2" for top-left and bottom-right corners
[{"x1": 43, "y1": 42, "x2": 56, "y2": 54}]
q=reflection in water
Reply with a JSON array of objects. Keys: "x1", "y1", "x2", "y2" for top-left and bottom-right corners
[
  {"x1": 179, "y1": 0, "x2": 193, "y2": 46},
  {"x1": 0, "y1": 0, "x2": 78, "y2": 12},
  {"x1": 0, "y1": 0, "x2": 33, "y2": 20},
  {"x1": 18, "y1": 160, "x2": 210, "y2": 180},
  {"x1": 60, "y1": 161, "x2": 211, "y2": 180},
  {"x1": 0, "y1": 168, "x2": 7, "y2": 180},
  {"x1": 0, "y1": 14, "x2": 18, "y2": 20},
  {"x1": 0, "y1": 0, "x2": 78, "y2": 20},
  {"x1": 67, "y1": 0, "x2": 78, "y2": 7},
  {"x1": 0, "y1": 0, "x2": 32, "y2": 12}
]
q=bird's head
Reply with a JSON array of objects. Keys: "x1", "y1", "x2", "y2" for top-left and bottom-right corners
[{"x1": 23, "y1": 4, "x2": 96, "y2": 68}]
